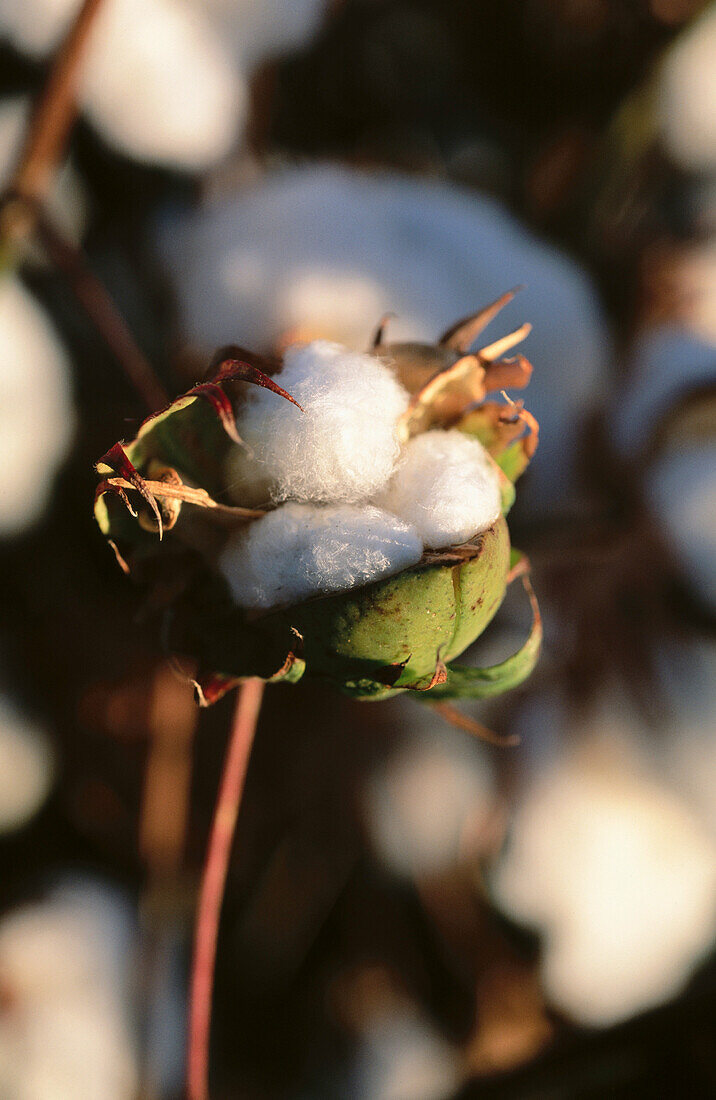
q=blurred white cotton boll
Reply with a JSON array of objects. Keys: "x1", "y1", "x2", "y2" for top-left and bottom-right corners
[
  {"x1": 0, "y1": 96, "x2": 86, "y2": 247},
  {"x1": 202, "y1": 0, "x2": 327, "y2": 68},
  {"x1": 492, "y1": 699, "x2": 716, "y2": 1028},
  {"x1": 659, "y1": 4, "x2": 716, "y2": 174},
  {"x1": 351, "y1": 1009, "x2": 461, "y2": 1100},
  {"x1": 0, "y1": 0, "x2": 78, "y2": 57},
  {"x1": 655, "y1": 641, "x2": 716, "y2": 841},
  {"x1": 0, "y1": 697, "x2": 53, "y2": 833},
  {"x1": 0, "y1": 276, "x2": 74, "y2": 536},
  {"x1": 365, "y1": 715, "x2": 495, "y2": 877},
  {"x1": 236, "y1": 340, "x2": 410, "y2": 504},
  {"x1": 79, "y1": 0, "x2": 245, "y2": 170},
  {"x1": 646, "y1": 444, "x2": 716, "y2": 611},
  {"x1": 220, "y1": 502, "x2": 423, "y2": 610},
  {"x1": 375, "y1": 430, "x2": 502, "y2": 549},
  {"x1": 157, "y1": 166, "x2": 610, "y2": 509},
  {"x1": 0, "y1": 878, "x2": 138, "y2": 1099},
  {"x1": 610, "y1": 326, "x2": 715, "y2": 457}
]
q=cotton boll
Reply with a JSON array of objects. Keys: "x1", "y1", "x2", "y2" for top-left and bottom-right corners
[
  {"x1": 0, "y1": 0, "x2": 78, "y2": 57},
  {"x1": 646, "y1": 444, "x2": 716, "y2": 612},
  {"x1": 0, "y1": 697, "x2": 53, "y2": 833},
  {"x1": 364, "y1": 714, "x2": 496, "y2": 877},
  {"x1": 659, "y1": 4, "x2": 716, "y2": 174},
  {"x1": 492, "y1": 699, "x2": 716, "y2": 1028},
  {"x1": 610, "y1": 326, "x2": 715, "y2": 457},
  {"x1": 0, "y1": 878, "x2": 139, "y2": 1099},
  {"x1": 157, "y1": 166, "x2": 610, "y2": 511},
  {"x1": 79, "y1": 0, "x2": 245, "y2": 170},
  {"x1": 0, "y1": 276, "x2": 75, "y2": 536},
  {"x1": 220, "y1": 502, "x2": 422, "y2": 610},
  {"x1": 236, "y1": 341, "x2": 410, "y2": 504},
  {"x1": 375, "y1": 430, "x2": 501, "y2": 549},
  {"x1": 203, "y1": 0, "x2": 326, "y2": 69}
]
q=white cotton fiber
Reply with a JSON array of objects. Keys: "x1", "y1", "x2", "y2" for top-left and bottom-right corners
[
  {"x1": 235, "y1": 340, "x2": 410, "y2": 504},
  {"x1": 220, "y1": 502, "x2": 422, "y2": 610},
  {"x1": 375, "y1": 430, "x2": 501, "y2": 550}
]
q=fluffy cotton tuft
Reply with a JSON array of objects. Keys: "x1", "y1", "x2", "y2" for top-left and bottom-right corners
[
  {"x1": 220, "y1": 502, "x2": 422, "y2": 610},
  {"x1": 375, "y1": 430, "x2": 502, "y2": 549},
  {"x1": 0, "y1": 276, "x2": 75, "y2": 536},
  {"x1": 235, "y1": 341, "x2": 410, "y2": 504}
]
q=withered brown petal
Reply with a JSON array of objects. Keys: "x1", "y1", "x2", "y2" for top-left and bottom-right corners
[
  {"x1": 439, "y1": 287, "x2": 523, "y2": 352},
  {"x1": 97, "y1": 442, "x2": 164, "y2": 539}
]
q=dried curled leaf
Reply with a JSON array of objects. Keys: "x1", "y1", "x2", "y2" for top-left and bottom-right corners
[{"x1": 396, "y1": 320, "x2": 533, "y2": 442}]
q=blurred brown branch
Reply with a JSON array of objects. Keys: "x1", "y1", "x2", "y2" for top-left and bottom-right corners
[{"x1": 1, "y1": 0, "x2": 103, "y2": 240}]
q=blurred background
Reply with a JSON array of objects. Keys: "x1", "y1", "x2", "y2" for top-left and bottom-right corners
[{"x1": 0, "y1": 0, "x2": 714, "y2": 1097}]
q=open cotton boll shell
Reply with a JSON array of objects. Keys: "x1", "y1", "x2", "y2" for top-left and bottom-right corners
[
  {"x1": 208, "y1": 516, "x2": 510, "y2": 698},
  {"x1": 0, "y1": 697, "x2": 53, "y2": 833},
  {"x1": 79, "y1": 0, "x2": 245, "y2": 170},
  {"x1": 0, "y1": 276, "x2": 75, "y2": 536},
  {"x1": 375, "y1": 430, "x2": 502, "y2": 550},
  {"x1": 236, "y1": 341, "x2": 410, "y2": 504},
  {"x1": 219, "y1": 502, "x2": 423, "y2": 611}
]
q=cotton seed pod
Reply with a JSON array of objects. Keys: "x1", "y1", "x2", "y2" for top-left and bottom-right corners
[{"x1": 94, "y1": 295, "x2": 541, "y2": 707}]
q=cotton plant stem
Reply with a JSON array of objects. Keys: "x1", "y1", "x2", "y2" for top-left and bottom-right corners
[
  {"x1": 34, "y1": 212, "x2": 169, "y2": 411},
  {"x1": 187, "y1": 679, "x2": 265, "y2": 1100},
  {"x1": 2, "y1": 0, "x2": 104, "y2": 237}
]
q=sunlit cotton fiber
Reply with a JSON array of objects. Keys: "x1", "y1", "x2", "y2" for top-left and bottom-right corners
[
  {"x1": 375, "y1": 430, "x2": 502, "y2": 549},
  {"x1": 235, "y1": 341, "x2": 410, "y2": 504},
  {"x1": 220, "y1": 502, "x2": 422, "y2": 610}
]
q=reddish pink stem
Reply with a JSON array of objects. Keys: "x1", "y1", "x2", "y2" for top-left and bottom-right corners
[{"x1": 187, "y1": 678, "x2": 265, "y2": 1100}]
